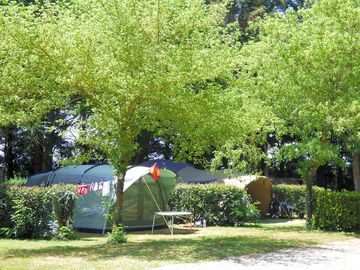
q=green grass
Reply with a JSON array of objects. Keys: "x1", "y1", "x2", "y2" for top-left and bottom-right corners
[{"x1": 0, "y1": 219, "x2": 357, "y2": 270}]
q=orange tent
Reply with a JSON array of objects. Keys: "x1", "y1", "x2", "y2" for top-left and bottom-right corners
[{"x1": 223, "y1": 175, "x2": 272, "y2": 216}]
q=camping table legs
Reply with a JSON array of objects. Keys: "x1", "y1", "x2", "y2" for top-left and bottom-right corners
[{"x1": 152, "y1": 211, "x2": 192, "y2": 235}]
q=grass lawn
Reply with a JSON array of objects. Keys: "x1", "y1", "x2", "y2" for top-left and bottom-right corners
[{"x1": 0, "y1": 219, "x2": 357, "y2": 270}]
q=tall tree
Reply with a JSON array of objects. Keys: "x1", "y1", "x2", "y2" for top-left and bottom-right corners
[
  {"x1": 234, "y1": 0, "x2": 360, "y2": 224},
  {"x1": 0, "y1": 0, "x2": 240, "y2": 227}
]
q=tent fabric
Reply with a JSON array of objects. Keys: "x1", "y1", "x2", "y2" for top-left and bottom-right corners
[
  {"x1": 140, "y1": 160, "x2": 193, "y2": 173},
  {"x1": 122, "y1": 169, "x2": 176, "y2": 228},
  {"x1": 123, "y1": 166, "x2": 152, "y2": 191},
  {"x1": 73, "y1": 167, "x2": 177, "y2": 231},
  {"x1": 223, "y1": 176, "x2": 272, "y2": 216},
  {"x1": 50, "y1": 165, "x2": 96, "y2": 185},
  {"x1": 26, "y1": 165, "x2": 177, "y2": 231},
  {"x1": 81, "y1": 164, "x2": 115, "y2": 184},
  {"x1": 141, "y1": 160, "x2": 231, "y2": 183},
  {"x1": 176, "y1": 167, "x2": 219, "y2": 184},
  {"x1": 27, "y1": 171, "x2": 52, "y2": 186}
]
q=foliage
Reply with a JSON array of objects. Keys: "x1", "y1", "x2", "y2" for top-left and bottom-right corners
[
  {"x1": 107, "y1": 224, "x2": 127, "y2": 244},
  {"x1": 0, "y1": 187, "x2": 52, "y2": 239},
  {"x1": 231, "y1": 0, "x2": 360, "y2": 223},
  {"x1": 0, "y1": 188, "x2": 11, "y2": 228},
  {"x1": 272, "y1": 185, "x2": 323, "y2": 218},
  {"x1": 0, "y1": 0, "x2": 242, "y2": 226},
  {"x1": 0, "y1": 110, "x2": 76, "y2": 180},
  {"x1": 53, "y1": 225, "x2": 76, "y2": 240},
  {"x1": 169, "y1": 184, "x2": 260, "y2": 226},
  {"x1": 0, "y1": 185, "x2": 77, "y2": 239},
  {"x1": 2, "y1": 178, "x2": 27, "y2": 186},
  {"x1": 313, "y1": 190, "x2": 360, "y2": 232},
  {"x1": 232, "y1": 199, "x2": 260, "y2": 225},
  {"x1": 50, "y1": 184, "x2": 77, "y2": 227}
]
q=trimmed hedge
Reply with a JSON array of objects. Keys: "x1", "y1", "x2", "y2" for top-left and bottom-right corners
[
  {"x1": 0, "y1": 184, "x2": 76, "y2": 239},
  {"x1": 313, "y1": 190, "x2": 360, "y2": 232},
  {"x1": 169, "y1": 184, "x2": 259, "y2": 226},
  {"x1": 272, "y1": 185, "x2": 323, "y2": 218}
]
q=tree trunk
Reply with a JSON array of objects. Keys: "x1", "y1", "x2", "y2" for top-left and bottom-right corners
[
  {"x1": 304, "y1": 165, "x2": 318, "y2": 227},
  {"x1": 32, "y1": 141, "x2": 44, "y2": 174},
  {"x1": 352, "y1": 152, "x2": 360, "y2": 192},
  {"x1": 4, "y1": 127, "x2": 15, "y2": 179},
  {"x1": 113, "y1": 167, "x2": 127, "y2": 226},
  {"x1": 278, "y1": 161, "x2": 285, "y2": 177},
  {"x1": 112, "y1": 130, "x2": 135, "y2": 228}
]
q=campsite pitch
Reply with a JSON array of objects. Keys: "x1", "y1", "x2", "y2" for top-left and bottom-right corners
[{"x1": 0, "y1": 220, "x2": 357, "y2": 270}]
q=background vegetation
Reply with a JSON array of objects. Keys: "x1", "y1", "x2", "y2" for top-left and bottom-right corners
[
  {"x1": 313, "y1": 190, "x2": 360, "y2": 232},
  {"x1": 169, "y1": 184, "x2": 259, "y2": 226},
  {"x1": 0, "y1": 184, "x2": 76, "y2": 239},
  {"x1": 0, "y1": 0, "x2": 359, "y2": 228}
]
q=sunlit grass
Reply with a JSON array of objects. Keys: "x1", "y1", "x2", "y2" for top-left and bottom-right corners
[{"x1": 0, "y1": 219, "x2": 357, "y2": 270}]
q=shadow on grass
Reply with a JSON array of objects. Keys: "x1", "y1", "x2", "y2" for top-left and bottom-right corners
[
  {"x1": 132, "y1": 227, "x2": 199, "y2": 235},
  {"x1": 2, "y1": 233, "x2": 319, "y2": 263},
  {"x1": 260, "y1": 218, "x2": 299, "y2": 224},
  {"x1": 258, "y1": 225, "x2": 306, "y2": 232}
]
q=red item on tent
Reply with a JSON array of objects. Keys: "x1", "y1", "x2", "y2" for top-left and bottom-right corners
[
  {"x1": 150, "y1": 163, "x2": 161, "y2": 181},
  {"x1": 77, "y1": 185, "x2": 88, "y2": 196}
]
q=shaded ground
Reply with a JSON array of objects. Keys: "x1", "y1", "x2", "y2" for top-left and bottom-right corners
[
  {"x1": 0, "y1": 220, "x2": 357, "y2": 270},
  {"x1": 153, "y1": 238, "x2": 360, "y2": 270}
]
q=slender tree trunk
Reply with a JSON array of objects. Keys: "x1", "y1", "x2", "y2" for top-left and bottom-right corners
[
  {"x1": 114, "y1": 170, "x2": 126, "y2": 226},
  {"x1": 279, "y1": 162, "x2": 285, "y2": 177},
  {"x1": 113, "y1": 145, "x2": 132, "y2": 227},
  {"x1": 4, "y1": 127, "x2": 15, "y2": 179},
  {"x1": 42, "y1": 110, "x2": 59, "y2": 172},
  {"x1": 304, "y1": 165, "x2": 318, "y2": 227},
  {"x1": 43, "y1": 132, "x2": 56, "y2": 172},
  {"x1": 336, "y1": 167, "x2": 343, "y2": 191},
  {"x1": 352, "y1": 152, "x2": 360, "y2": 192},
  {"x1": 32, "y1": 142, "x2": 44, "y2": 174}
]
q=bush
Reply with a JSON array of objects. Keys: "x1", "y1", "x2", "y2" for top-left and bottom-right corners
[
  {"x1": 0, "y1": 184, "x2": 77, "y2": 239},
  {"x1": 169, "y1": 184, "x2": 260, "y2": 226},
  {"x1": 272, "y1": 185, "x2": 323, "y2": 218},
  {"x1": 107, "y1": 225, "x2": 126, "y2": 244},
  {"x1": 53, "y1": 225, "x2": 76, "y2": 240},
  {"x1": 2, "y1": 178, "x2": 27, "y2": 186},
  {"x1": 0, "y1": 178, "x2": 29, "y2": 230},
  {"x1": 0, "y1": 186, "x2": 52, "y2": 239},
  {"x1": 50, "y1": 184, "x2": 77, "y2": 227},
  {"x1": 313, "y1": 190, "x2": 360, "y2": 232},
  {"x1": 232, "y1": 200, "x2": 260, "y2": 226}
]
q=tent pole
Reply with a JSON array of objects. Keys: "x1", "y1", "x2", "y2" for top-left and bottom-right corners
[{"x1": 141, "y1": 176, "x2": 172, "y2": 232}]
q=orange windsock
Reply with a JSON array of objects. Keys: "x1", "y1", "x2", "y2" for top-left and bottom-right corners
[{"x1": 150, "y1": 163, "x2": 161, "y2": 181}]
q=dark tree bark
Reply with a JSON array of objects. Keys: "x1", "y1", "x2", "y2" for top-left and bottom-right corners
[
  {"x1": 352, "y1": 152, "x2": 360, "y2": 192},
  {"x1": 113, "y1": 139, "x2": 132, "y2": 227},
  {"x1": 32, "y1": 139, "x2": 44, "y2": 174},
  {"x1": 114, "y1": 165, "x2": 127, "y2": 226},
  {"x1": 304, "y1": 165, "x2": 318, "y2": 226},
  {"x1": 3, "y1": 127, "x2": 15, "y2": 179}
]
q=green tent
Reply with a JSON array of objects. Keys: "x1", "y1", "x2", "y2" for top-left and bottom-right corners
[{"x1": 26, "y1": 165, "x2": 177, "y2": 232}]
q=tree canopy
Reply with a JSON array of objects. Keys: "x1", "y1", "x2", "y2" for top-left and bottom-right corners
[
  {"x1": 234, "y1": 0, "x2": 360, "y2": 222},
  {"x1": 1, "y1": 0, "x2": 360, "y2": 227},
  {"x1": 0, "y1": 0, "x2": 243, "y2": 224}
]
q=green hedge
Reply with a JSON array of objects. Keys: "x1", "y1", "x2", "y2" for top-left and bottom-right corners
[
  {"x1": 313, "y1": 190, "x2": 360, "y2": 232},
  {"x1": 169, "y1": 184, "x2": 259, "y2": 226},
  {"x1": 272, "y1": 185, "x2": 323, "y2": 218},
  {"x1": 0, "y1": 184, "x2": 76, "y2": 239}
]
